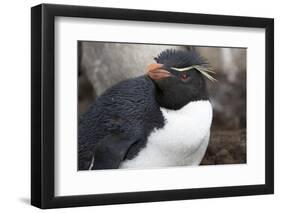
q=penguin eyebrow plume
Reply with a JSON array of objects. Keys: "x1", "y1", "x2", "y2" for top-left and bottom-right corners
[{"x1": 171, "y1": 65, "x2": 217, "y2": 82}]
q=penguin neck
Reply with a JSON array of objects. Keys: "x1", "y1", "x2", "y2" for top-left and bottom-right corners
[{"x1": 154, "y1": 84, "x2": 209, "y2": 110}]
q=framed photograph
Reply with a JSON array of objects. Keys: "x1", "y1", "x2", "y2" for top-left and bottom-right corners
[{"x1": 31, "y1": 3, "x2": 274, "y2": 209}]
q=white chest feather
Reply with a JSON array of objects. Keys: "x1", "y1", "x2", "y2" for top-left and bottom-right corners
[{"x1": 120, "y1": 100, "x2": 213, "y2": 169}]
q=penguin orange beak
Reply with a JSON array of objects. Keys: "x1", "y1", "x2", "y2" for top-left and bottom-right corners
[{"x1": 146, "y1": 63, "x2": 171, "y2": 80}]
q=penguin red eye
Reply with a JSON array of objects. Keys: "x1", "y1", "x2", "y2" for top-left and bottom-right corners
[{"x1": 180, "y1": 73, "x2": 189, "y2": 81}]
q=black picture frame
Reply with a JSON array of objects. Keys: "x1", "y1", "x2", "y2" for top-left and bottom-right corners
[{"x1": 31, "y1": 3, "x2": 274, "y2": 209}]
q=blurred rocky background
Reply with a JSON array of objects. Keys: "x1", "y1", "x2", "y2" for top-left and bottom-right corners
[{"x1": 78, "y1": 42, "x2": 246, "y2": 165}]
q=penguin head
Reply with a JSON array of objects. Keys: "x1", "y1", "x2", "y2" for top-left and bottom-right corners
[{"x1": 149, "y1": 49, "x2": 215, "y2": 110}]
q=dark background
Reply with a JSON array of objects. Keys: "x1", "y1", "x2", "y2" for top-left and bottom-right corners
[{"x1": 78, "y1": 42, "x2": 246, "y2": 165}]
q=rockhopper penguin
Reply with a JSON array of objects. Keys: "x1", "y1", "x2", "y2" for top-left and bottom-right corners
[{"x1": 79, "y1": 49, "x2": 214, "y2": 170}]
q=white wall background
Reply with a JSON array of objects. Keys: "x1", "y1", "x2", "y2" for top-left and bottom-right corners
[{"x1": 0, "y1": 0, "x2": 279, "y2": 212}]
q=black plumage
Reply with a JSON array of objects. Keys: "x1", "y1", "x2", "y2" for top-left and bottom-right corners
[
  {"x1": 155, "y1": 49, "x2": 206, "y2": 68},
  {"x1": 79, "y1": 76, "x2": 165, "y2": 170}
]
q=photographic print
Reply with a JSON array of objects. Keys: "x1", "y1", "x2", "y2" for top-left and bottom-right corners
[
  {"x1": 78, "y1": 42, "x2": 246, "y2": 171},
  {"x1": 31, "y1": 4, "x2": 273, "y2": 208}
]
